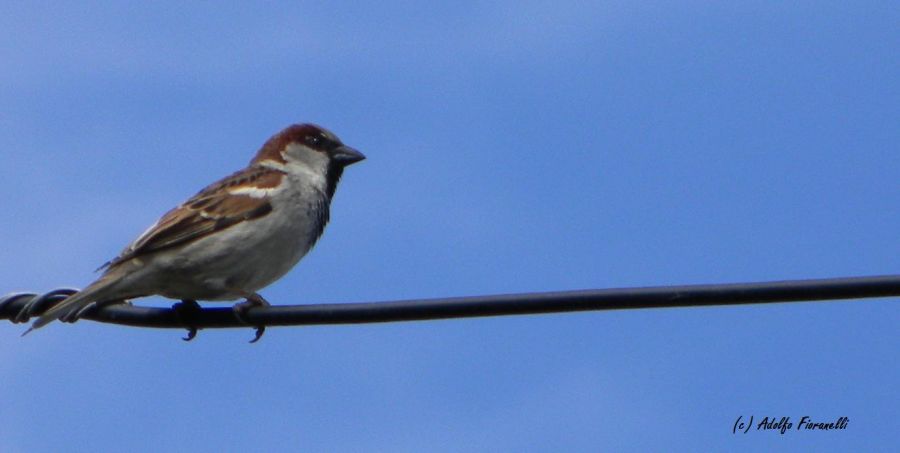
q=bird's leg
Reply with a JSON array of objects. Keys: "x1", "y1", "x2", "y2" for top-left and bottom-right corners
[
  {"x1": 232, "y1": 292, "x2": 270, "y2": 343},
  {"x1": 172, "y1": 299, "x2": 202, "y2": 341}
]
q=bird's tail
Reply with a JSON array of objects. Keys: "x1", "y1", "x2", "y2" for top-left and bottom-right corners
[{"x1": 25, "y1": 275, "x2": 122, "y2": 333}]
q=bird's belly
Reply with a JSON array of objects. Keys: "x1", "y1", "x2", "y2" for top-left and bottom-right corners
[{"x1": 152, "y1": 199, "x2": 324, "y2": 301}]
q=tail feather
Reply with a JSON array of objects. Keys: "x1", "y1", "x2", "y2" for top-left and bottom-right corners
[{"x1": 27, "y1": 277, "x2": 120, "y2": 332}]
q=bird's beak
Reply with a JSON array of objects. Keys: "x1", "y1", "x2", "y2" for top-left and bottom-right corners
[{"x1": 331, "y1": 145, "x2": 366, "y2": 166}]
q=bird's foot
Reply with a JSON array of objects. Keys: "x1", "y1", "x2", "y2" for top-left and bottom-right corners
[
  {"x1": 232, "y1": 293, "x2": 270, "y2": 343},
  {"x1": 173, "y1": 300, "x2": 202, "y2": 341}
]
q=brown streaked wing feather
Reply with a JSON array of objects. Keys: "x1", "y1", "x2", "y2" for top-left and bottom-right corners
[{"x1": 103, "y1": 166, "x2": 283, "y2": 269}]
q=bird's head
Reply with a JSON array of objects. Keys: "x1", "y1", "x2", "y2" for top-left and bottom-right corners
[{"x1": 252, "y1": 123, "x2": 365, "y2": 195}]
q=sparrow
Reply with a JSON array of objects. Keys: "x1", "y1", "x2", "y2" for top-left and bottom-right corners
[{"x1": 27, "y1": 123, "x2": 365, "y2": 341}]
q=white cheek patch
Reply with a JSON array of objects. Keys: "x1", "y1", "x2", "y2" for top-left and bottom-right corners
[
  {"x1": 285, "y1": 144, "x2": 329, "y2": 169},
  {"x1": 281, "y1": 144, "x2": 330, "y2": 189}
]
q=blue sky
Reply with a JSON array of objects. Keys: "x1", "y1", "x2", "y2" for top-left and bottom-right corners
[{"x1": 1, "y1": 1, "x2": 897, "y2": 451}]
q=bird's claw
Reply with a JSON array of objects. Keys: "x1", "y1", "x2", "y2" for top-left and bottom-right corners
[
  {"x1": 232, "y1": 295, "x2": 270, "y2": 343},
  {"x1": 182, "y1": 327, "x2": 198, "y2": 342},
  {"x1": 173, "y1": 300, "x2": 202, "y2": 342},
  {"x1": 249, "y1": 326, "x2": 265, "y2": 344}
]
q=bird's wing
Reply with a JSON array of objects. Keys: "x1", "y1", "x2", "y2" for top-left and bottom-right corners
[{"x1": 101, "y1": 166, "x2": 284, "y2": 270}]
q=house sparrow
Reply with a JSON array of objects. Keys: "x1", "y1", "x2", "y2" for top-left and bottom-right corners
[{"x1": 27, "y1": 123, "x2": 365, "y2": 341}]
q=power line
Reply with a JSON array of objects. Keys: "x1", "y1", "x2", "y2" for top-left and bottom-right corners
[{"x1": 2, "y1": 275, "x2": 898, "y2": 340}]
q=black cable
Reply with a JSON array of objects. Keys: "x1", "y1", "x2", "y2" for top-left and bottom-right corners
[{"x1": 2, "y1": 275, "x2": 897, "y2": 335}]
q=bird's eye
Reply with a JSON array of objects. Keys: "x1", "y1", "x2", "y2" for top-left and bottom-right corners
[{"x1": 306, "y1": 135, "x2": 325, "y2": 148}]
